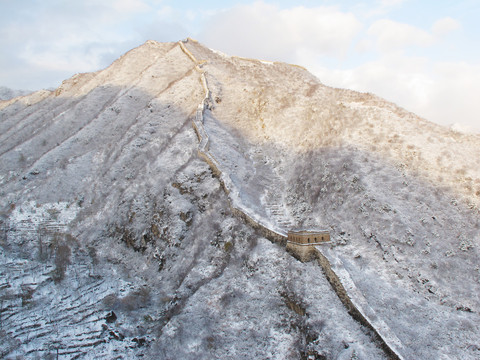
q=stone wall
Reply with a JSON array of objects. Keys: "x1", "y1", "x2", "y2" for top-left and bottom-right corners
[
  {"x1": 313, "y1": 248, "x2": 404, "y2": 360},
  {"x1": 286, "y1": 242, "x2": 317, "y2": 262}
]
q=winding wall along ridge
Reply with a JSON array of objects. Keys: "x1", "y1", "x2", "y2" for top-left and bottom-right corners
[
  {"x1": 178, "y1": 39, "x2": 405, "y2": 360},
  {"x1": 314, "y1": 247, "x2": 405, "y2": 360}
]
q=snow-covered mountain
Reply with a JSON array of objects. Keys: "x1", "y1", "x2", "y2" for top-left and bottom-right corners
[{"x1": 1, "y1": 39, "x2": 479, "y2": 359}]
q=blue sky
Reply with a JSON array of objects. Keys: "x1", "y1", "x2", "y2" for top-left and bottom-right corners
[{"x1": 0, "y1": 0, "x2": 479, "y2": 132}]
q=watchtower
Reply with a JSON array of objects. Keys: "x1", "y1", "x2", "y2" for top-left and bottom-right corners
[{"x1": 286, "y1": 229, "x2": 330, "y2": 262}]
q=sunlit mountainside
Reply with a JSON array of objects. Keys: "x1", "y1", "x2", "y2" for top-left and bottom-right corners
[{"x1": 1, "y1": 39, "x2": 479, "y2": 359}]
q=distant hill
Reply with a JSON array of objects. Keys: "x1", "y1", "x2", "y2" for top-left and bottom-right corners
[{"x1": 0, "y1": 86, "x2": 32, "y2": 100}]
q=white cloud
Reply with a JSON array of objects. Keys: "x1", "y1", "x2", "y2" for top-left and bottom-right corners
[
  {"x1": 355, "y1": 38, "x2": 373, "y2": 53},
  {"x1": 378, "y1": 0, "x2": 406, "y2": 6},
  {"x1": 199, "y1": 2, "x2": 362, "y2": 62},
  {"x1": 363, "y1": 0, "x2": 406, "y2": 17},
  {"x1": 428, "y1": 61, "x2": 480, "y2": 131},
  {"x1": 0, "y1": 0, "x2": 171, "y2": 89},
  {"x1": 432, "y1": 17, "x2": 461, "y2": 36},
  {"x1": 368, "y1": 19, "x2": 435, "y2": 52}
]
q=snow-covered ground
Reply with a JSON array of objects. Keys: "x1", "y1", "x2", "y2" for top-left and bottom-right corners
[
  {"x1": 186, "y1": 39, "x2": 480, "y2": 359},
  {"x1": 1, "y1": 39, "x2": 479, "y2": 359}
]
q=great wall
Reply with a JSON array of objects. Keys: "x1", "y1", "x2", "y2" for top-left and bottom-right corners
[{"x1": 178, "y1": 38, "x2": 406, "y2": 360}]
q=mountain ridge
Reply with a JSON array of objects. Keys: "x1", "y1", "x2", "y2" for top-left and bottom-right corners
[{"x1": 1, "y1": 39, "x2": 479, "y2": 359}]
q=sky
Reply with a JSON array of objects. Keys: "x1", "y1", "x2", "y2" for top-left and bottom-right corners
[{"x1": 1, "y1": 0, "x2": 479, "y2": 133}]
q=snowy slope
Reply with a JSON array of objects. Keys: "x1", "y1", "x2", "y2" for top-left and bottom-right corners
[
  {"x1": 0, "y1": 40, "x2": 384, "y2": 360},
  {"x1": 184, "y1": 39, "x2": 480, "y2": 360},
  {"x1": 1, "y1": 39, "x2": 479, "y2": 359}
]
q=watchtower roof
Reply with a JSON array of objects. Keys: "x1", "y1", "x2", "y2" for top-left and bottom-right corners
[
  {"x1": 287, "y1": 229, "x2": 331, "y2": 246},
  {"x1": 288, "y1": 229, "x2": 329, "y2": 235}
]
